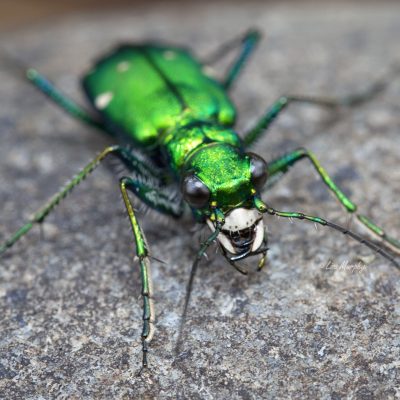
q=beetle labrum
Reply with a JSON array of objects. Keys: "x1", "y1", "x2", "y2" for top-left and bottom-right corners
[{"x1": 1, "y1": 30, "x2": 399, "y2": 369}]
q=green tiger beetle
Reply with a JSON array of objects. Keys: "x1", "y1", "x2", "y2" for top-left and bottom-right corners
[{"x1": 1, "y1": 29, "x2": 399, "y2": 369}]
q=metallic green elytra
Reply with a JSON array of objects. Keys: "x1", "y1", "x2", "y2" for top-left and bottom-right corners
[
  {"x1": 1, "y1": 30, "x2": 399, "y2": 370},
  {"x1": 83, "y1": 45, "x2": 236, "y2": 147}
]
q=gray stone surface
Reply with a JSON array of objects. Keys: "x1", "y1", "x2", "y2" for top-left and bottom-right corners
[{"x1": 1, "y1": 3, "x2": 399, "y2": 399}]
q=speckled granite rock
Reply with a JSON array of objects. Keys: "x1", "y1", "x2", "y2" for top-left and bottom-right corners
[{"x1": 0, "y1": 3, "x2": 399, "y2": 399}]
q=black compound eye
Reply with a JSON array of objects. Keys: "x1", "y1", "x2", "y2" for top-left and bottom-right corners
[
  {"x1": 181, "y1": 174, "x2": 211, "y2": 208},
  {"x1": 248, "y1": 152, "x2": 268, "y2": 191}
]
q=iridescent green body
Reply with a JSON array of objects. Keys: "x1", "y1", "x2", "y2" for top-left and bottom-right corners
[
  {"x1": 82, "y1": 44, "x2": 252, "y2": 211},
  {"x1": 83, "y1": 45, "x2": 236, "y2": 146},
  {"x1": 1, "y1": 30, "x2": 399, "y2": 370}
]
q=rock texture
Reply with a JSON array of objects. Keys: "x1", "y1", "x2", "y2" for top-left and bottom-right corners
[{"x1": 0, "y1": 3, "x2": 399, "y2": 399}]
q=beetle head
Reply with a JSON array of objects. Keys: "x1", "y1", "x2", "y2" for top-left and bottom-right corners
[{"x1": 181, "y1": 143, "x2": 268, "y2": 261}]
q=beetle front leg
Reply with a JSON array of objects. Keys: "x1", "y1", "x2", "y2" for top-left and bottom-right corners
[
  {"x1": 265, "y1": 148, "x2": 400, "y2": 256},
  {"x1": 119, "y1": 177, "x2": 183, "y2": 368},
  {"x1": 253, "y1": 197, "x2": 399, "y2": 269},
  {"x1": 120, "y1": 177, "x2": 154, "y2": 368}
]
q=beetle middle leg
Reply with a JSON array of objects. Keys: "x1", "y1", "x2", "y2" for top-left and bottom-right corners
[
  {"x1": 264, "y1": 148, "x2": 400, "y2": 256},
  {"x1": 241, "y1": 62, "x2": 400, "y2": 147},
  {"x1": 0, "y1": 145, "x2": 165, "y2": 255},
  {"x1": 243, "y1": 83, "x2": 392, "y2": 147}
]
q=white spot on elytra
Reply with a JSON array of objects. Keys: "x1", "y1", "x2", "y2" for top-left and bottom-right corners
[
  {"x1": 117, "y1": 61, "x2": 130, "y2": 72},
  {"x1": 95, "y1": 92, "x2": 113, "y2": 109},
  {"x1": 163, "y1": 50, "x2": 176, "y2": 60},
  {"x1": 202, "y1": 65, "x2": 218, "y2": 78}
]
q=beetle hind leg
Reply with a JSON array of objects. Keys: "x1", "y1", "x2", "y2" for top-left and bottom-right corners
[
  {"x1": 26, "y1": 68, "x2": 107, "y2": 133},
  {"x1": 203, "y1": 29, "x2": 261, "y2": 90}
]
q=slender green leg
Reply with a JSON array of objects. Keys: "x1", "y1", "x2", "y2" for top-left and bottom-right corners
[
  {"x1": 1, "y1": 146, "x2": 184, "y2": 367},
  {"x1": 253, "y1": 197, "x2": 399, "y2": 269},
  {"x1": 243, "y1": 77, "x2": 390, "y2": 147},
  {"x1": 265, "y1": 148, "x2": 400, "y2": 256},
  {"x1": 120, "y1": 177, "x2": 154, "y2": 369},
  {"x1": 268, "y1": 148, "x2": 356, "y2": 212},
  {"x1": 26, "y1": 68, "x2": 107, "y2": 132},
  {"x1": 0, "y1": 145, "x2": 179, "y2": 255},
  {"x1": 203, "y1": 29, "x2": 261, "y2": 90},
  {"x1": 112, "y1": 179, "x2": 183, "y2": 368}
]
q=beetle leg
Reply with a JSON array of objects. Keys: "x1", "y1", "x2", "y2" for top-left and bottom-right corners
[
  {"x1": 243, "y1": 67, "x2": 398, "y2": 147},
  {"x1": 0, "y1": 145, "x2": 179, "y2": 255},
  {"x1": 120, "y1": 177, "x2": 155, "y2": 369},
  {"x1": 253, "y1": 198, "x2": 399, "y2": 269},
  {"x1": 0, "y1": 146, "x2": 184, "y2": 368},
  {"x1": 203, "y1": 29, "x2": 261, "y2": 90},
  {"x1": 263, "y1": 148, "x2": 400, "y2": 256},
  {"x1": 26, "y1": 68, "x2": 107, "y2": 133}
]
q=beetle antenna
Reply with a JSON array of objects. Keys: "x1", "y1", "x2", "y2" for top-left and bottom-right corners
[
  {"x1": 323, "y1": 220, "x2": 399, "y2": 269},
  {"x1": 253, "y1": 198, "x2": 399, "y2": 270},
  {"x1": 175, "y1": 223, "x2": 222, "y2": 358}
]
